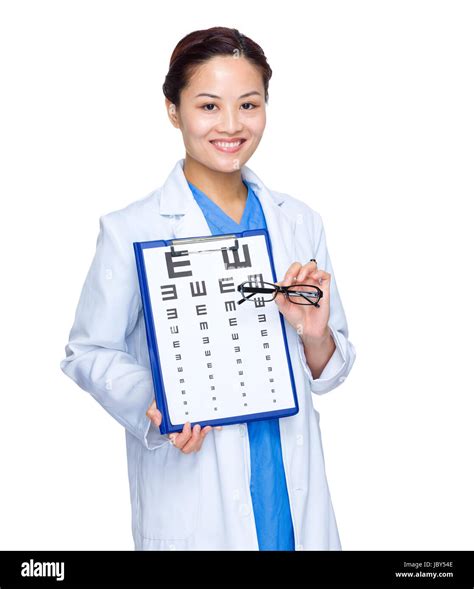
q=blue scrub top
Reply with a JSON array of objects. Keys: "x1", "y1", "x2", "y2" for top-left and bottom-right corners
[{"x1": 187, "y1": 178, "x2": 295, "y2": 551}]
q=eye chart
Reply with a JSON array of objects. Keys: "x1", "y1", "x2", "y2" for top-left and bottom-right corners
[{"x1": 133, "y1": 229, "x2": 299, "y2": 434}]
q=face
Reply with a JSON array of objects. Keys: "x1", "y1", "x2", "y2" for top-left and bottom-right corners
[{"x1": 166, "y1": 55, "x2": 267, "y2": 173}]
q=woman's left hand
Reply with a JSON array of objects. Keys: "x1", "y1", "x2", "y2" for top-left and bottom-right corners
[{"x1": 274, "y1": 261, "x2": 331, "y2": 341}]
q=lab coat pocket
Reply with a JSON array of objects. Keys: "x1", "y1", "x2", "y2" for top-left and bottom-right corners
[{"x1": 137, "y1": 443, "x2": 201, "y2": 541}]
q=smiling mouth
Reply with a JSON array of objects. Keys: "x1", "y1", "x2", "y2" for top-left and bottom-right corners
[{"x1": 209, "y1": 139, "x2": 247, "y2": 153}]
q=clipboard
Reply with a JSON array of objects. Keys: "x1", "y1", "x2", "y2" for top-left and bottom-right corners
[{"x1": 133, "y1": 229, "x2": 299, "y2": 434}]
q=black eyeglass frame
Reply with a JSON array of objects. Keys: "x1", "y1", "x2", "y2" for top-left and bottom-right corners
[{"x1": 237, "y1": 281, "x2": 324, "y2": 308}]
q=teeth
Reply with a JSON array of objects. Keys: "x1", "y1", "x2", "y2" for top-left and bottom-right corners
[{"x1": 212, "y1": 141, "x2": 242, "y2": 148}]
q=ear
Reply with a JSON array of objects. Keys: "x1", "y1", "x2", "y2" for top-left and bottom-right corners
[{"x1": 165, "y1": 98, "x2": 180, "y2": 129}]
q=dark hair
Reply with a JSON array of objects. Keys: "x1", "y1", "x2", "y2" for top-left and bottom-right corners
[{"x1": 163, "y1": 26, "x2": 272, "y2": 107}]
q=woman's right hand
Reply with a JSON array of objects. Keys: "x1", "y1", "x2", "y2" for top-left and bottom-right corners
[{"x1": 146, "y1": 399, "x2": 222, "y2": 454}]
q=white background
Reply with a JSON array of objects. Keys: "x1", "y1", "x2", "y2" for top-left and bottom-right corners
[{"x1": 0, "y1": 0, "x2": 473, "y2": 550}]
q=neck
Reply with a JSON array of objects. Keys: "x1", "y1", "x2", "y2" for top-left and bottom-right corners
[{"x1": 183, "y1": 153, "x2": 248, "y2": 204}]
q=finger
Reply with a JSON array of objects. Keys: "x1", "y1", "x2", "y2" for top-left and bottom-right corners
[
  {"x1": 200, "y1": 426, "x2": 212, "y2": 438},
  {"x1": 169, "y1": 433, "x2": 177, "y2": 445},
  {"x1": 173, "y1": 421, "x2": 193, "y2": 450},
  {"x1": 193, "y1": 426, "x2": 212, "y2": 452},
  {"x1": 184, "y1": 424, "x2": 215, "y2": 453},
  {"x1": 295, "y1": 261, "x2": 319, "y2": 282},
  {"x1": 277, "y1": 262, "x2": 302, "y2": 287},
  {"x1": 152, "y1": 411, "x2": 162, "y2": 427},
  {"x1": 145, "y1": 399, "x2": 156, "y2": 418},
  {"x1": 146, "y1": 401, "x2": 162, "y2": 427},
  {"x1": 181, "y1": 423, "x2": 202, "y2": 453},
  {"x1": 299, "y1": 268, "x2": 331, "y2": 286},
  {"x1": 171, "y1": 424, "x2": 221, "y2": 449},
  {"x1": 306, "y1": 269, "x2": 331, "y2": 287},
  {"x1": 193, "y1": 425, "x2": 214, "y2": 452}
]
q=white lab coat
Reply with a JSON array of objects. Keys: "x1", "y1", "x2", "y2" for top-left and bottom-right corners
[{"x1": 60, "y1": 158, "x2": 356, "y2": 551}]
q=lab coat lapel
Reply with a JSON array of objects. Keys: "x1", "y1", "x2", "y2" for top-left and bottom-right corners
[
  {"x1": 159, "y1": 159, "x2": 213, "y2": 239},
  {"x1": 159, "y1": 159, "x2": 296, "y2": 281},
  {"x1": 240, "y1": 164, "x2": 296, "y2": 282}
]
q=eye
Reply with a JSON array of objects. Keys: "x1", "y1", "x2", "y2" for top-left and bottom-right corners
[
  {"x1": 202, "y1": 103, "x2": 217, "y2": 111},
  {"x1": 241, "y1": 102, "x2": 257, "y2": 110}
]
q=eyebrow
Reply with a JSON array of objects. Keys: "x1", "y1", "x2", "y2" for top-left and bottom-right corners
[{"x1": 194, "y1": 91, "x2": 262, "y2": 99}]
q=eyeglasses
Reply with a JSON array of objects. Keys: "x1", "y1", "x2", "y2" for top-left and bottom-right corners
[{"x1": 237, "y1": 280, "x2": 323, "y2": 308}]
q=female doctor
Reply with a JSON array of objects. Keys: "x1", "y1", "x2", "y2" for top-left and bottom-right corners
[{"x1": 60, "y1": 26, "x2": 356, "y2": 551}]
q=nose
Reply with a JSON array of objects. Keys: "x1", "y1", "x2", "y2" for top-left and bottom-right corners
[{"x1": 216, "y1": 105, "x2": 244, "y2": 135}]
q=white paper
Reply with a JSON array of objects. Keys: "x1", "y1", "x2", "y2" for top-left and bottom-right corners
[{"x1": 142, "y1": 233, "x2": 296, "y2": 426}]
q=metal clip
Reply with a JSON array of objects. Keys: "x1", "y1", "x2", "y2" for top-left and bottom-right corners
[{"x1": 169, "y1": 236, "x2": 239, "y2": 257}]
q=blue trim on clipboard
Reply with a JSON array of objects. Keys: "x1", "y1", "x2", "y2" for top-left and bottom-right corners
[
  {"x1": 133, "y1": 228, "x2": 299, "y2": 435},
  {"x1": 133, "y1": 240, "x2": 174, "y2": 434}
]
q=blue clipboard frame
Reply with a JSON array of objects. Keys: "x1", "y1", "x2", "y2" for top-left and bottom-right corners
[{"x1": 133, "y1": 228, "x2": 299, "y2": 434}]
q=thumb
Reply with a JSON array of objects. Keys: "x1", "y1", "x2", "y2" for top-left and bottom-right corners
[
  {"x1": 273, "y1": 280, "x2": 286, "y2": 305},
  {"x1": 147, "y1": 404, "x2": 162, "y2": 427},
  {"x1": 153, "y1": 409, "x2": 162, "y2": 427}
]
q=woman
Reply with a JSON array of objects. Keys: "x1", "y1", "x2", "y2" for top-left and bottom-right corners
[{"x1": 60, "y1": 26, "x2": 356, "y2": 551}]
